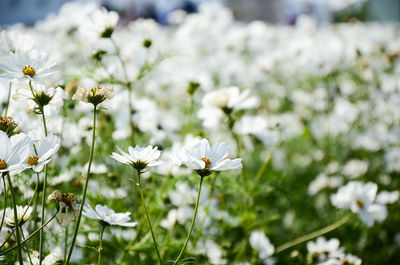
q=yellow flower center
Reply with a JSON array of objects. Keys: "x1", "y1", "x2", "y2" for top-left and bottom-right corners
[
  {"x1": 22, "y1": 65, "x2": 35, "y2": 77},
  {"x1": 28, "y1": 156, "x2": 39, "y2": 166},
  {"x1": 201, "y1": 157, "x2": 212, "y2": 169},
  {"x1": 356, "y1": 200, "x2": 364, "y2": 208},
  {"x1": 0, "y1": 160, "x2": 7, "y2": 170}
]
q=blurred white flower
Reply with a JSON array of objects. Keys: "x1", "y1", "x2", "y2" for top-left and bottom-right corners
[
  {"x1": 83, "y1": 204, "x2": 137, "y2": 227},
  {"x1": 5, "y1": 205, "x2": 32, "y2": 226},
  {"x1": 385, "y1": 148, "x2": 400, "y2": 173},
  {"x1": 80, "y1": 7, "x2": 119, "y2": 39},
  {"x1": 330, "y1": 181, "x2": 387, "y2": 227},
  {"x1": 198, "y1": 86, "x2": 259, "y2": 128},
  {"x1": 18, "y1": 249, "x2": 62, "y2": 265},
  {"x1": 110, "y1": 145, "x2": 161, "y2": 171},
  {"x1": 342, "y1": 160, "x2": 368, "y2": 179},
  {"x1": 0, "y1": 31, "x2": 36, "y2": 54},
  {"x1": 174, "y1": 138, "x2": 242, "y2": 177},
  {"x1": 249, "y1": 230, "x2": 275, "y2": 265}
]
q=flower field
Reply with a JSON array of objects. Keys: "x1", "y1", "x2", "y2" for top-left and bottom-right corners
[{"x1": 0, "y1": 2, "x2": 399, "y2": 265}]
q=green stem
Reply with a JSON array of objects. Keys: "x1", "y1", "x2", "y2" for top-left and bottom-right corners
[
  {"x1": 137, "y1": 170, "x2": 163, "y2": 265},
  {"x1": 32, "y1": 173, "x2": 40, "y2": 249},
  {"x1": 254, "y1": 145, "x2": 277, "y2": 186},
  {"x1": 39, "y1": 105, "x2": 48, "y2": 265},
  {"x1": 173, "y1": 176, "x2": 204, "y2": 265},
  {"x1": 4, "y1": 81, "x2": 12, "y2": 116},
  {"x1": 6, "y1": 173, "x2": 24, "y2": 265},
  {"x1": 97, "y1": 225, "x2": 106, "y2": 265},
  {"x1": 275, "y1": 213, "x2": 354, "y2": 254},
  {"x1": 0, "y1": 212, "x2": 57, "y2": 256},
  {"x1": 65, "y1": 105, "x2": 97, "y2": 265},
  {"x1": 0, "y1": 175, "x2": 8, "y2": 234},
  {"x1": 64, "y1": 226, "x2": 68, "y2": 262},
  {"x1": 20, "y1": 228, "x2": 34, "y2": 265}
]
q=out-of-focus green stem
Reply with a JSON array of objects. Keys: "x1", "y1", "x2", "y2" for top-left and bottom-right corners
[{"x1": 275, "y1": 214, "x2": 354, "y2": 254}]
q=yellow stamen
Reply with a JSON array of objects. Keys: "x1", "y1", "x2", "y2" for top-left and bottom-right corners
[
  {"x1": 0, "y1": 160, "x2": 7, "y2": 170},
  {"x1": 201, "y1": 157, "x2": 212, "y2": 169},
  {"x1": 356, "y1": 200, "x2": 364, "y2": 208},
  {"x1": 28, "y1": 156, "x2": 39, "y2": 166},
  {"x1": 22, "y1": 65, "x2": 35, "y2": 77}
]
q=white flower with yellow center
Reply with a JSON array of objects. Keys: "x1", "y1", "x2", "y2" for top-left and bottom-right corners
[
  {"x1": 25, "y1": 131, "x2": 60, "y2": 172},
  {"x1": 174, "y1": 138, "x2": 242, "y2": 177},
  {"x1": 0, "y1": 131, "x2": 32, "y2": 175},
  {"x1": 110, "y1": 145, "x2": 161, "y2": 171},
  {"x1": 0, "y1": 50, "x2": 55, "y2": 84},
  {"x1": 330, "y1": 181, "x2": 387, "y2": 227},
  {"x1": 83, "y1": 204, "x2": 137, "y2": 227},
  {"x1": 5, "y1": 205, "x2": 32, "y2": 227}
]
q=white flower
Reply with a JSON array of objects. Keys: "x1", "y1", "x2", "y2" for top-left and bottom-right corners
[
  {"x1": 5, "y1": 205, "x2": 32, "y2": 227},
  {"x1": 0, "y1": 131, "x2": 32, "y2": 175},
  {"x1": 0, "y1": 50, "x2": 55, "y2": 84},
  {"x1": 83, "y1": 204, "x2": 137, "y2": 227},
  {"x1": 25, "y1": 131, "x2": 60, "y2": 172},
  {"x1": 376, "y1": 190, "x2": 400, "y2": 205},
  {"x1": 249, "y1": 231, "x2": 275, "y2": 265},
  {"x1": 80, "y1": 7, "x2": 119, "y2": 39},
  {"x1": 385, "y1": 148, "x2": 400, "y2": 172},
  {"x1": 174, "y1": 138, "x2": 242, "y2": 177},
  {"x1": 330, "y1": 181, "x2": 387, "y2": 227},
  {"x1": 342, "y1": 160, "x2": 368, "y2": 179},
  {"x1": 307, "y1": 237, "x2": 343, "y2": 258},
  {"x1": 13, "y1": 82, "x2": 67, "y2": 113},
  {"x1": 17, "y1": 249, "x2": 62, "y2": 265},
  {"x1": 198, "y1": 87, "x2": 259, "y2": 128},
  {"x1": 0, "y1": 31, "x2": 36, "y2": 54},
  {"x1": 110, "y1": 145, "x2": 161, "y2": 171},
  {"x1": 72, "y1": 85, "x2": 113, "y2": 105}
]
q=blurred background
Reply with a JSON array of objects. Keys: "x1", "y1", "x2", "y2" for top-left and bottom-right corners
[{"x1": 0, "y1": 0, "x2": 399, "y2": 26}]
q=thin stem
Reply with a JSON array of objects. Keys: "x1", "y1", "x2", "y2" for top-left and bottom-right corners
[
  {"x1": 0, "y1": 175, "x2": 8, "y2": 234},
  {"x1": 137, "y1": 170, "x2": 163, "y2": 265},
  {"x1": 6, "y1": 173, "x2": 24, "y2": 265},
  {"x1": 4, "y1": 81, "x2": 12, "y2": 116},
  {"x1": 254, "y1": 144, "x2": 277, "y2": 186},
  {"x1": 97, "y1": 225, "x2": 106, "y2": 265},
  {"x1": 32, "y1": 173, "x2": 40, "y2": 249},
  {"x1": 275, "y1": 213, "x2": 354, "y2": 254},
  {"x1": 173, "y1": 176, "x2": 204, "y2": 265},
  {"x1": 20, "y1": 228, "x2": 34, "y2": 265},
  {"x1": 0, "y1": 212, "x2": 57, "y2": 256},
  {"x1": 65, "y1": 105, "x2": 97, "y2": 265},
  {"x1": 64, "y1": 226, "x2": 68, "y2": 262},
  {"x1": 39, "y1": 105, "x2": 48, "y2": 265}
]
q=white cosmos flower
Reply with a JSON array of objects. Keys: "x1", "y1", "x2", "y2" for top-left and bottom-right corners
[
  {"x1": 330, "y1": 181, "x2": 387, "y2": 227},
  {"x1": 307, "y1": 237, "x2": 343, "y2": 258},
  {"x1": 25, "y1": 131, "x2": 60, "y2": 172},
  {"x1": 198, "y1": 86, "x2": 259, "y2": 128},
  {"x1": 110, "y1": 145, "x2": 161, "y2": 171},
  {"x1": 13, "y1": 82, "x2": 67, "y2": 114},
  {"x1": 18, "y1": 249, "x2": 62, "y2": 265},
  {"x1": 174, "y1": 138, "x2": 242, "y2": 177},
  {"x1": 0, "y1": 50, "x2": 55, "y2": 84},
  {"x1": 0, "y1": 31, "x2": 36, "y2": 54},
  {"x1": 83, "y1": 204, "x2": 137, "y2": 227},
  {"x1": 5, "y1": 205, "x2": 32, "y2": 226},
  {"x1": 249, "y1": 231, "x2": 275, "y2": 265},
  {"x1": 80, "y1": 7, "x2": 119, "y2": 39},
  {"x1": 0, "y1": 131, "x2": 32, "y2": 175}
]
